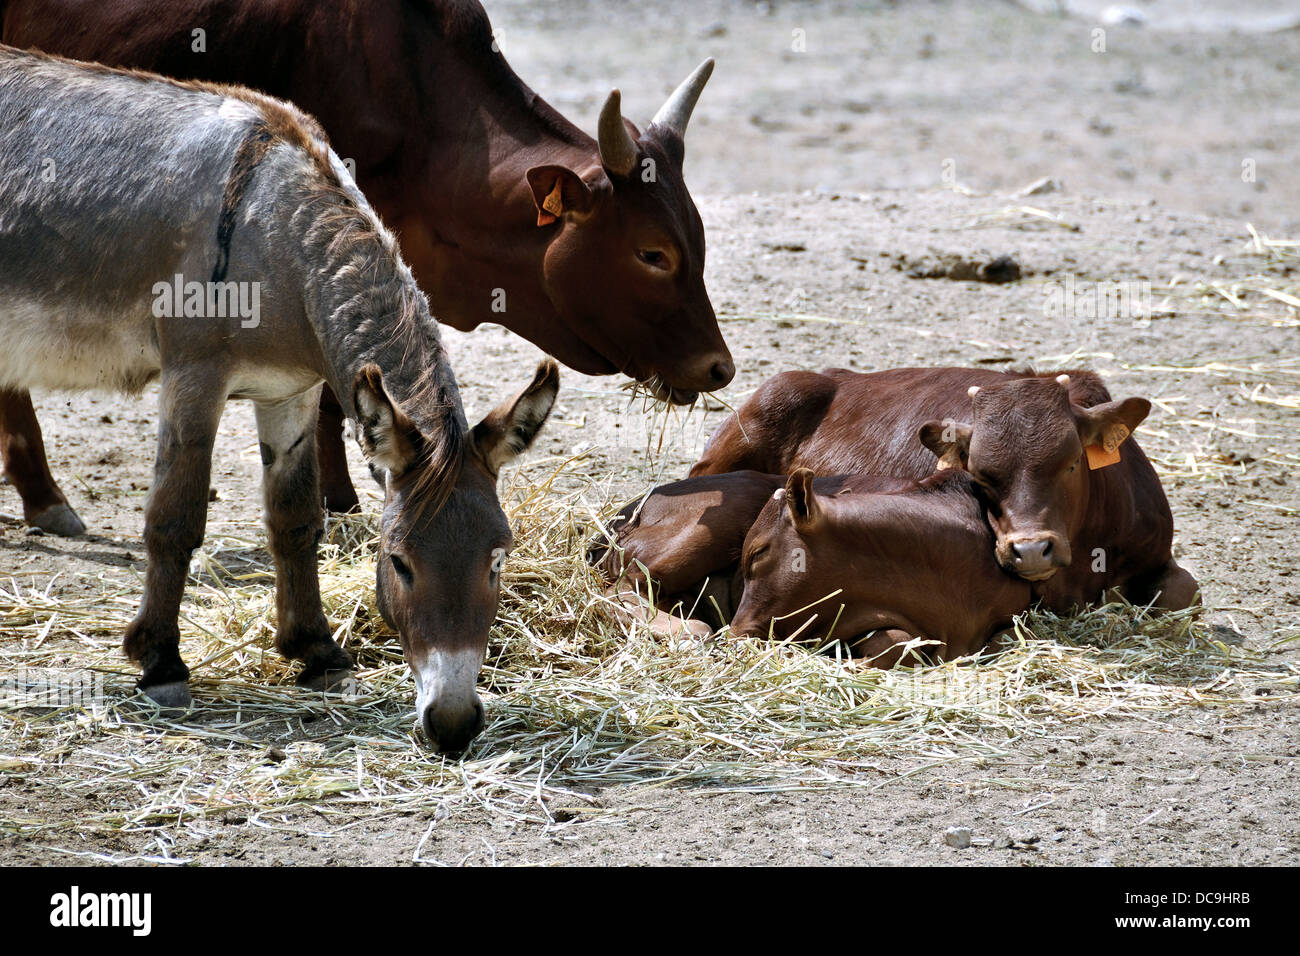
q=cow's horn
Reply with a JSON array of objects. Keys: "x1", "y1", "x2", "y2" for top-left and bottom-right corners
[
  {"x1": 651, "y1": 58, "x2": 715, "y2": 138},
  {"x1": 598, "y1": 89, "x2": 638, "y2": 177},
  {"x1": 1056, "y1": 374, "x2": 1071, "y2": 387},
  {"x1": 968, "y1": 385, "x2": 981, "y2": 398}
]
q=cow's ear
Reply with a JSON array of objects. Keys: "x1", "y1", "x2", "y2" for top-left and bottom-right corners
[
  {"x1": 471, "y1": 359, "x2": 560, "y2": 476},
  {"x1": 353, "y1": 364, "x2": 425, "y2": 477},
  {"x1": 784, "y1": 468, "x2": 821, "y2": 528},
  {"x1": 1075, "y1": 397, "x2": 1151, "y2": 455},
  {"x1": 525, "y1": 166, "x2": 596, "y2": 226},
  {"x1": 919, "y1": 419, "x2": 973, "y2": 471}
]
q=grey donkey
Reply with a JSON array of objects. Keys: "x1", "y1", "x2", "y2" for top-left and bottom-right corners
[{"x1": 0, "y1": 46, "x2": 559, "y2": 752}]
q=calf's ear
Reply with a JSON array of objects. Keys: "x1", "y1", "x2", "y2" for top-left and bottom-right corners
[
  {"x1": 784, "y1": 468, "x2": 821, "y2": 528},
  {"x1": 1075, "y1": 397, "x2": 1151, "y2": 455},
  {"x1": 471, "y1": 359, "x2": 561, "y2": 477},
  {"x1": 919, "y1": 419, "x2": 973, "y2": 471},
  {"x1": 353, "y1": 364, "x2": 425, "y2": 476}
]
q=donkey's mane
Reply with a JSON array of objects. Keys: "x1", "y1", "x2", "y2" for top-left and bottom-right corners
[
  {"x1": 298, "y1": 176, "x2": 468, "y2": 523},
  {"x1": 387, "y1": 280, "x2": 468, "y2": 523}
]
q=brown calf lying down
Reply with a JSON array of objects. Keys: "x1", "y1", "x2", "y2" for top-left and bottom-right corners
[
  {"x1": 594, "y1": 469, "x2": 1032, "y2": 666},
  {"x1": 690, "y1": 367, "x2": 1199, "y2": 613}
]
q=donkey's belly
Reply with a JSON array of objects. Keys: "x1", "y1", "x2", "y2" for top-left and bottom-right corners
[{"x1": 0, "y1": 295, "x2": 161, "y2": 393}]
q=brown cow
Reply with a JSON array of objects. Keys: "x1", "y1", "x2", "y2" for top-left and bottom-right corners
[
  {"x1": 594, "y1": 469, "x2": 1032, "y2": 666},
  {"x1": 691, "y1": 367, "x2": 1199, "y2": 614},
  {"x1": 0, "y1": 0, "x2": 733, "y2": 532}
]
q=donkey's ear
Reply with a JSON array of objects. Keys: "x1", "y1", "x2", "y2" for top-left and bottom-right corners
[
  {"x1": 471, "y1": 359, "x2": 560, "y2": 476},
  {"x1": 352, "y1": 364, "x2": 424, "y2": 476}
]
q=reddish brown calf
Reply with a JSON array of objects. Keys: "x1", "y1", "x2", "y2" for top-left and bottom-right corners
[
  {"x1": 691, "y1": 367, "x2": 1199, "y2": 614},
  {"x1": 595, "y1": 469, "x2": 1033, "y2": 666}
]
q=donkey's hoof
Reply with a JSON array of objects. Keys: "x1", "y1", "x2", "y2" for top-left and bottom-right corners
[
  {"x1": 29, "y1": 503, "x2": 86, "y2": 537},
  {"x1": 139, "y1": 680, "x2": 192, "y2": 711},
  {"x1": 298, "y1": 668, "x2": 357, "y2": 695}
]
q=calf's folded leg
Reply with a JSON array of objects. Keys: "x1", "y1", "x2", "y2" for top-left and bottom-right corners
[
  {"x1": 1127, "y1": 558, "x2": 1201, "y2": 612},
  {"x1": 315, "y1": 385, "x2": 360, "y2": 514}
]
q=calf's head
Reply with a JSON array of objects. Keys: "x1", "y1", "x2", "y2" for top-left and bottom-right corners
[
  {"x1": 919, "y1": 375, "x2": 1149, "y2": 581},
  {"x1": 731, "y1": 471, "x2": 866, "y2": 648},
  {"x1": 353, "y1": 360, "x2": 559, "y2": 752},
  {"x1": 525, "y1": 60, "x2": 733, "y2": 403}
]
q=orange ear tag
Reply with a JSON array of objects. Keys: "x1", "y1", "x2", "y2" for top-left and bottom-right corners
[
  {"x1": 1086, "y1": 423, "x2": 1130, "y2": 470},
  {"x1": 1085, "y1": 444, "x2": 1121, "y2": 470},
  {"x1": 536, "y1": 179, "x2": 564, "y2": 226}
]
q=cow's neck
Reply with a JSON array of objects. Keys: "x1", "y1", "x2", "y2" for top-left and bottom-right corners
[{"x1": 368, "y1": 84, "x2": 617, "y2": 374}]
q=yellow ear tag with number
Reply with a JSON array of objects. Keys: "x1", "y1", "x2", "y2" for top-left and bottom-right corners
[
  {"x1": 536, "y1": 179, "x2": 564, "y2": 226},
  {"x1": 1085, "y1": 423, "x2": 1129, "y2": 470}
]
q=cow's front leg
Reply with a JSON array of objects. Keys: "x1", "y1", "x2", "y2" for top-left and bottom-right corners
[
  {"x1": 605, "y1": 588, "x2": 715, "y2": 640},
  {"x1": 0, "y1": 388, "x2": 85, "y2": 536},
  {"x1": 124, "y1": 373, "x2": 225, "y2": 708},
  {"x1": 315, "y1": 385, "x2": 359, "y2": 514},
  {"x1": 255, "y1": 388, "x2": 354, "y2": 691}
]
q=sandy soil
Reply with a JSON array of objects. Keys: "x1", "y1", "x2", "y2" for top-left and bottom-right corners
[{"x1": 1, "y1": 0, "x2": 1297, "y2": 865}]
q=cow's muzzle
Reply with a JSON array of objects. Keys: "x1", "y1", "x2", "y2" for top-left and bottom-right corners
[{"x1": 640, "y1": 352, "x2": 735, "y2": 405}]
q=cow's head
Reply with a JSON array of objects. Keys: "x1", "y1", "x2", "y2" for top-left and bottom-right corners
[
  {"x1": 525, "y1": 60, "x2": 733, "y2": 404},
  {"x1": 919, "y1": 375, "x2": 1150, "y2": 581}
]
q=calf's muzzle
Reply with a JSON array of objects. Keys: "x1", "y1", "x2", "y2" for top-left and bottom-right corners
[{"x1": 999, "y1": 533, "x2": 1071, "y2": 581}]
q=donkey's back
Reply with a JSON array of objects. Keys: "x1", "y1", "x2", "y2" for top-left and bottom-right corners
[{"x1": 0, "y1": 46, "x2": 325, "y2": 394}]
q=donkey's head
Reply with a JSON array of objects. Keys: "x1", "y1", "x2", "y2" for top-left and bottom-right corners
[{"x1": 353, "y1": 359, "x2": 560, "y2": 752}]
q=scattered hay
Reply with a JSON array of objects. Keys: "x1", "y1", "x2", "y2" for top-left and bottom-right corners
[
  {"x1": 1160, "y1": 226, "x2": 1300, "y2": 327},
  {"x1": 1, "y1": 458, "x2": 1295, "y2": 849},
  {"x1": 962, "y1": 205, "x2": 1080, "y2": 232}
]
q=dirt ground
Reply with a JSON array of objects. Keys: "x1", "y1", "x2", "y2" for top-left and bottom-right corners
[{"x1": 2, "y1": 0, "x2": 1298, "y2": 865}]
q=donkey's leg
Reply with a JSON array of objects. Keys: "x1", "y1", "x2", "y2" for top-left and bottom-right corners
[
  {"x1": 256, "y1": 388, "x2": 354, "y2": 690},
  {"x1": 124, "y1": 374, "x2": 225, "y2": 709},
  {"x1": 315, "y1": 386, "x2": 359, "y2": 514},
  {"x1": 0, "y1": 388, "x2": 86, "y2": 536}
]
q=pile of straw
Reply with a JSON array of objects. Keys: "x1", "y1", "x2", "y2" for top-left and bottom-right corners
[{"x1": 1, "y1": 455, "x2": 1295, "y2": 854}]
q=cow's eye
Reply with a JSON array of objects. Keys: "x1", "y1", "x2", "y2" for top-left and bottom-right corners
[{"x1": 636, "y1": 248, "x2": 670, "y2": 270}]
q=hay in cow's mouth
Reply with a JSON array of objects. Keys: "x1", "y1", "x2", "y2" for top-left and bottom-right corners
[
  {"x1": 635, "y1": 374, "x2": 698, "y2": 406},
  {"x1": 0, "y1": 453, "x2": 1294, "y2": 854}
]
